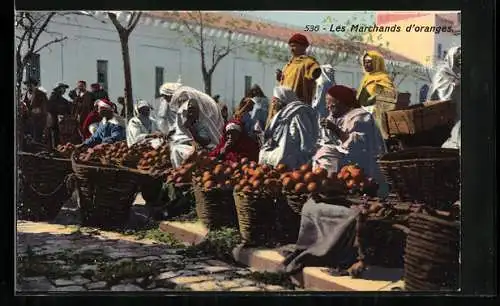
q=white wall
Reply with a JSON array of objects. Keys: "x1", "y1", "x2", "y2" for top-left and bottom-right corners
[{"x1": 22, "y1": 13, "x2": 429, "y2": 110}]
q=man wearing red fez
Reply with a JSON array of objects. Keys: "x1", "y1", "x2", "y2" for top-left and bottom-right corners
[
  {"x1": 276, "y1": 33, "x2": 321, "y2": 105},
  {"x1": 76, "y1": 99, "x2": 126, "y2": 148},
  {"x1": 313, "y1": 85, "x2": 389, "y2": 197}
]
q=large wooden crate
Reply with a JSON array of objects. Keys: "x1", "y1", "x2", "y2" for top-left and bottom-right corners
[
  {"x1": 374, "y1": 87, "x2": 397, "y2": 139},
  {"x1": 385, "y1": 100, "x2": 456, "y2": 136}
]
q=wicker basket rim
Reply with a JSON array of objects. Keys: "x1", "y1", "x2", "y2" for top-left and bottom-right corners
[
  {"x1": 71, "y1": 149, "x2": 145, "y2": 174},
  {"x1": 18, "y1": 151, "x2": 70, "y2": 162},
  {"x1": 377, "y1": 156, "x2": 459, "y2": 165},
  {"x1": 378, "y1": 147, "x2": 459, "y2": 161},
  {"x1": 409, "y1": 212, "x2": 460, "y2": 228}
]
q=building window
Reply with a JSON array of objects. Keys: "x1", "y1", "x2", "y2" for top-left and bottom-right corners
[
  {"x1": 97, "y1": 60, "x2": 108, "y2": 92},
  {"x1": 25, "y1": 53, "x2": 41, "y2": 84},
  {"x1": 155, "y1": 67, "x2": 164, "y2": 98},
  {"x1": 244, "y1": 75, "x2": 252, "y2": 96},
  {"x1": 437, "y1": 43, "x2": 443, "y2": 59}
]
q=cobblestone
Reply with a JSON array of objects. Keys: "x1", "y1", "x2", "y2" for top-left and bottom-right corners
[{"x1": 16, "y1": 217, "x2": 296, "y2": 292}]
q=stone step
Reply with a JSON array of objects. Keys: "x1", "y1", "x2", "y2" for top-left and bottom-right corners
[{"x1": 158, "y1": 220, "x2": 404, "y2": 291}]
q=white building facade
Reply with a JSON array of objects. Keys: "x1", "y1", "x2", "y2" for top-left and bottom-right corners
[{"x1": 17, "y1": 12, "x2": 432, "y2": 114}]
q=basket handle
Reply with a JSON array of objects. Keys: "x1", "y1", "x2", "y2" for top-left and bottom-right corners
[
  {"x1": 392, "y1": 223, "x2": 410, "y2": 234},
  {"x1": 21, "y1": 172, "x2": 75, "y2": 198}
]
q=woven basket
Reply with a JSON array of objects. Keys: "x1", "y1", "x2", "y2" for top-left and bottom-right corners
[
  {"x1": 71, "y1": 149, "x2": 143, "y2": 229},
  {"x1": 285, "y1": 193, "x2": 309, "y2": 214},
  {"x1": 377, "y1": 147, "x2": 460, "y2": 209},
  {"x1": 275, "y1": 195, "x2": 300, "y2": 243},
  {"x1": 58, "y1": 116, "x2": 81, "y2": 144},
  {"x1": 403, "y1": 212, "x2": 459, "y2": 291},
  {"x1": 17, "y1": 151, "x2": 73, "y2": 221},
  {"x1": 193, "y1": 182, "x2": 238, "y2": 230},
  {"x1": 138, "y1": 174, "x2": 164, "y2": 207},
  {"x1": 233, "y1": 192, "x2": 277, "y2": 246},
  {"x1": 355, "y1": 209, "x2": 408, "y2": 269}
]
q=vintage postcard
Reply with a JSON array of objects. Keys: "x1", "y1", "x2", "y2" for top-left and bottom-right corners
[{"x1": 15, "y1": 10, "x2": 461, "y2": 293}]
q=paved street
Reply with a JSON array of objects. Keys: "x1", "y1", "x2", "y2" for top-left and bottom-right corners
[{"x1": 16, "y1": 196, "x2": 293, "y2": 292}]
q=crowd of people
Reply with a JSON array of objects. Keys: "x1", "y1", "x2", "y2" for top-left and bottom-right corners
[
  {"x1": 16, "y1": 34, "x2": 462, "y2": 277},
  {"x1": 18, "y1": 33, "x2": 461, "y2": 198}
]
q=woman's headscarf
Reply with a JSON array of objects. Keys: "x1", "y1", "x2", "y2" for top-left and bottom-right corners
[
  {"x1": 428, "y1": 46, "x2": 461, "y2": 101},
  {"x1": 312, "y1": 65, "x2": 336, "y2": 119},
  {"x1": 171, "y1": 86, "x2": 224, "y2": 145},
  {"x1": 265, "y1": 86, "x2": 300, "y2": 129},
  {"x1": 356, "y1": 50, "x2": 395, "y2": 99},
  {"x1": 134, "y1": 100, "x2": 153, "y2": 132},
  {"x1": 317, "y1": 65, "x2": 336, "y2": 87}
]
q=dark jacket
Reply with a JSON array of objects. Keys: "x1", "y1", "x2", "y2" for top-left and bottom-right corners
[
  {"x1": 48, "y1": 92, "x2": 72, "y2": 117},
  {"x1": 92, "y1": 90, "x2": 109, "y2": 101}
]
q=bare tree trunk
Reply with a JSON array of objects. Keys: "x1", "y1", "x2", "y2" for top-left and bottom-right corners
[
  {"x1": 15, "y1": 61, "x2": 24, "y2": 103},
  {"x1": 119, "y1": 33, "x2": 134, "y2": 120},
  {"x1": 203, "y1": 72, "x2": 212, "y2": 96}
]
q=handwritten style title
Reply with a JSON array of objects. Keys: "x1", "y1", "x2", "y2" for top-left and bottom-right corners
[{"x1": 304, "y1": 23, "x2": 454, "y2": 34}]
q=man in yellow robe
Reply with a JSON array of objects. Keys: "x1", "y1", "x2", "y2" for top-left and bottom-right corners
[{"x1": 268, "y1": 33, "x2": 321, "y2": 127}]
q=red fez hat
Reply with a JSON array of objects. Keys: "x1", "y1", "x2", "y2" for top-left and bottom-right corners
[
  {"x1": 288, "y1": 33, "x2": 309, "y2": 47},
  {"x1": 327, "y1": 85, "x2": 359, "y2": 107}
]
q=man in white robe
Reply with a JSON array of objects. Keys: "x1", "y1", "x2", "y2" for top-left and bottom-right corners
[{"x1": 126, "y1": 100, "x2": 162, "y2": 147}]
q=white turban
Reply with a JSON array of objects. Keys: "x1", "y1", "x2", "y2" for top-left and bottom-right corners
[
  {"x1": 137, "y1": 100, "x2": 151, "y2": 110},
  {"x1": 272, "y1": 86, "x2": 299, "y2": 105},
  {"x1": 159, "y1": 82, "x2": 183, "y2": 96},
  {"x1": 225, "y1": 122, "x2": 242, "y2": 132},
  {"x1": 134, "y1": 99, "x2": 152, "y2": 116}
]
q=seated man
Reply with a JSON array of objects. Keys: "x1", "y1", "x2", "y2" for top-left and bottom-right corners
[
  {"x1": 78, "y1": 99, "x2": 126, "y2": 148},
  {"x1": 313, "y1": 85, "x2": 388, "y2": 197}
]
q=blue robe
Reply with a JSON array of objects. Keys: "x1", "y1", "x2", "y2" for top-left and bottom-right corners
[{"x1": 83, "y1": 117, "x2": 126, "y2": 147}]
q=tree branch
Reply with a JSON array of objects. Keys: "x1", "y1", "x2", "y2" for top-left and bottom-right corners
[
  {"x1": 108, "y1": 12, "x2": 125, "y2": 34},
  {"x1": 180, "y1": 19, "x2": 202, "y2": 49},
  {"x1": 198, "y1": 11, "x2": 208, "y2": 77},
  {"x1": 208, "y1": 47, "x2": 231, "y2": 75},
  {"x1": 28, "y1": 12, "x2": 56, "y2": 55},
  {"x1": 211, "y1": 44, "x2": 217, "y2": 67},
  {"x1": 126, "y1": 12, "x2": 142, "y2": 33},
  {"x1": 33, "y1": 36, "x2": 67, "y2": 54}
]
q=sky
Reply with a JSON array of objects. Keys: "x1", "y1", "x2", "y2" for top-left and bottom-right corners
[{"x1": 236, "y1": 11, "x2": 375, "y2": 37}]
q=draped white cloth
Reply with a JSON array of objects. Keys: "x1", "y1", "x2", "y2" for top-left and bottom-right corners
[
  {"x1": 441, "y1": 120, "x2": 461, "y2": 151},
  {"x1": 156, "y1": 81, "x2": 183, "y2": 134},
  {"x1": 428, "y1": 46, "x2": 461, "y2": 120},
  {"x1": 169, "y1": 86, "x2": 224, "y2": 168},
  {"x1": 259, "y1": 87, "x2": 319, "y2": 169},
  {"x1": 312, "y1": 64, "x2": 336, "y2": 120}
]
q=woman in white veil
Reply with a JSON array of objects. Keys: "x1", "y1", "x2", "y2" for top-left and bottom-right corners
[
  {"x1": 168, "y1": 86, "x2": 224, "y2": 168},
  {"x1": 428, "y1": 46, "x2": 461, "y2": 120},
  {"x1": 259, "y1": 86, "x2": 319, "y2": 170},
  {"x1": 428, "y1": 46, "x2": 461, "y2": 150}
]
